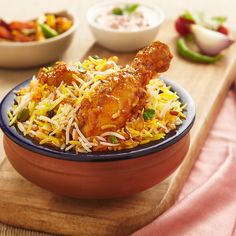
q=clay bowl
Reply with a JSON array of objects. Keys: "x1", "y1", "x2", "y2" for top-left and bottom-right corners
[{"x1": 0, "y1": 77, "x2": 195, "y2": 199}]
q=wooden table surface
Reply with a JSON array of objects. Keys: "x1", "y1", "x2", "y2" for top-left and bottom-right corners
[{"x1": 0, "y1": 0, "x2": 236, "y2": 235}]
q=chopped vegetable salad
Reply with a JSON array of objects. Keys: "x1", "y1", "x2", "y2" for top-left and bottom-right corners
[{"x1": 0, "y1": 13, "x2": 73, "y2": 42}]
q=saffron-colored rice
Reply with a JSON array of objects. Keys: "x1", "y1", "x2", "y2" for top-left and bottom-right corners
[{"x1": 9, "y1": 56, "x2": 186, "y2": 153}]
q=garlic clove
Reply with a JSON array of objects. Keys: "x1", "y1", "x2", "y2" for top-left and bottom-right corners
[{"x1": 190, "y1": 24, "x2": 234, "y2": 56}]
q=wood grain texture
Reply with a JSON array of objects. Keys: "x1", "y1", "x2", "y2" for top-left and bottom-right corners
[{"x1": 0, "y1": 20, "x2": 236, "y2": 236}]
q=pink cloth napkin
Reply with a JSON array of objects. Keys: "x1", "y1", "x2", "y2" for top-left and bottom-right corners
[{"x1": 133, "y1": 84, "x2": 236, "y2": 236}]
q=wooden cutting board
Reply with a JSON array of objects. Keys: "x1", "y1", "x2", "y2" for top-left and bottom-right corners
[{"x1": 0, "y1": 21, "x2": 236, "y2": 236}]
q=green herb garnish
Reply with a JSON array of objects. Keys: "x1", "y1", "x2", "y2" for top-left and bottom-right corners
[
  {"x1": 182, "y1": 10, "x2": 203, "y2": 24},
  {"x1": 182, "y1": 10, "x2": 227, "y2": 29},
  {"x1": 78, "y1": 65, "x2": 86, "y2": 73},
  {"x1": 112, "y1": 7, "x2": 123, "y2": 15},
  {"x1": 124, "y1": 3, "x2": 139, "y2": 14},
  {"x1": 182, "y1": 10, "x2": 195, "y2": 21},
  {"x1": 143, "y1": 109, "x2": 155, "y2": 121},
  {"x1": 112, "y1": 3, "x2": 139, "y2": 15},
  {"x1": 17, "y1": 108, "x2": 30, "y2": 122},
  {"x1": 92, "y1": 55, "x2": 100, "y2": 59},
  {"x1": 110, "y1": 136, "x2": 118, "y2": 144},
  {"x1": 212, "y1": 16, "x2": 227, "y2": 25}
]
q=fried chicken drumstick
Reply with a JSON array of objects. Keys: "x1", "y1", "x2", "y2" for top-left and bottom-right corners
[
  {"x1": 38, "y1": 41, "x2": 173, "y2": 137},
  {"x1": 78, "y1": 41, "x2": 172, "y2": 137}
]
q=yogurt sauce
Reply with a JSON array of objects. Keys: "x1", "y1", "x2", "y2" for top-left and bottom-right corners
[{"x1": 95, "y1": 4, "x2": 159, "y2": 31}]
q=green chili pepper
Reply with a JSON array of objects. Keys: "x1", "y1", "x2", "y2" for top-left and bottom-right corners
[
  {"x1": 40, "y1": 23, "x2": 58, "y2": 38},
  {"x1": 17, "y1": 108, "x2": 30, "y2": 122},
  {"x1": 177, "y1": 37, "x2": 222, "y2": 63}
]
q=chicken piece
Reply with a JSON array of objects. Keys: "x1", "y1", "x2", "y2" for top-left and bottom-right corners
[
  {"x1": 37, "y1": 62, "x2": 81, "y2": 87},
  {"x1": 78, "y1": 41, "x2": 173, "y2": 137}
]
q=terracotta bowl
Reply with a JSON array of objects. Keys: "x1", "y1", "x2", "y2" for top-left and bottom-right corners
[{"x1": 0, "y1": 77, "x2": 195, "y2": 199}]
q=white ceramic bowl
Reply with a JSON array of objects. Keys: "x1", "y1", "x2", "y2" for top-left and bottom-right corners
[
  {"x1": 0, "y1": 11, "x2": 78, "y2": 69},
  {"x1": 86, "y1": 1, "x2": 164, "y2": 52}
]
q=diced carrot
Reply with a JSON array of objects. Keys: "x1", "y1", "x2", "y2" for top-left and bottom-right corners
[
  {"x1": 73, "y1": 132, "x2": 78, "y2": 141},
  {"x1": 32, "y1": 125, "x2": 39, "y2": 131},
  {"x1": 0, "y1": 26, "x2": 12, "y2": 40},
  {"x1": 169, "y1": 110, "x2": 179, "y2": 116},
  {"x1": 12, "y1": 30, "x2": 35, "y2": 42},
  {"x1": 32, "y1": 93, "x2": 41, "y2": 101},
  {"x1": 9, "y1": 21, "x2": 35, "y2": 30}
]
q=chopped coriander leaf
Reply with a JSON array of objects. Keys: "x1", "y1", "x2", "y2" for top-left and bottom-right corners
[
  {"x1": 92, "y1": 55, "x2": 100, "y2": 59},
  {"x1": 143, "y1": 109, "x2": 155, "y2": 120},
  {"x1": 112, "y1": 7, "x2": 123, "y2": 15},
  {"x1": 212, "y1": 16, "x2": 227, "y2": 24},
  {"x1": 182, "y1": 10, "x2": 195, "y2": 21},
  {"x1": 125, "y1": 3, "x2": 139, "y2": 14},
  {"x1": 17, "y1": 108, "x2": 30, "y2": 122},
  {"x1": 78, "y1": 65, "x2": 86, "y2": 73},
  {"x1": 109, "y1": 136, "x2": 118, "y2": 144}
]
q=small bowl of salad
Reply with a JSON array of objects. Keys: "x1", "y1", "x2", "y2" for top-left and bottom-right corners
[
  {"x1": 0, "y1": 10, "x2": 78, "y2": 68},
  {"x1": 86, "y1": 1, "x2": 164, "y2": 52}
]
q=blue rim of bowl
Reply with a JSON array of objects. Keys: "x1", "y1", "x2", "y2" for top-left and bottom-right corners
[{"x1": 0, "y1": 77, "x2": 195, "y2": 162}]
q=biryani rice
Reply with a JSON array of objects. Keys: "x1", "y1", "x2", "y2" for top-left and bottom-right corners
[{"x1": 9, "y1": 56, "x2": 186, "y2": 153}]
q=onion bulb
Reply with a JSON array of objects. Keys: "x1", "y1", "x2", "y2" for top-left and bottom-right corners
[{"x1": 190, "y1": 24, "x2": 234, "y2": 56}]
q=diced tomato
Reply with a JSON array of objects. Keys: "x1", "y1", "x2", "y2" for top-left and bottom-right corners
[
  {"x1": 217, "y1": 25, "x2": 228, "y2": 35},
  {"x1": 0, "y1": 19, "x2": 10, "y2": 30},
  {"x1": 175, "y1": 16, "x2": 195, "y2": 36},
  {"x1": 9, "y1": 21, "x2": 35, "y2": 31},
  {"x1": 0, "y1": 26, "x2": 12, "y2": 40}
]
